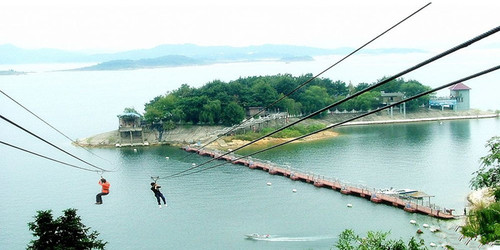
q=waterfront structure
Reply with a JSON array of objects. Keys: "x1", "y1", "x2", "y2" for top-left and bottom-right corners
[
  {"x1": 116, "y1": 112, "x2": 146, "y2": 147},
  {"x1": 449, "y1": 82, "x2": 471, "y2": 111},
  {"x1": 380, "y1": 91, "x2": 406, "y2": 117},
  {"x1": 246, "y1": 107, "x2": 267, "y2": 118},
  {"x1": 184, "y1": 146, "x2": 455, "y2": 219},
  {"x1": 429, "y1": 82, "x2": 471, "y2": 111}
]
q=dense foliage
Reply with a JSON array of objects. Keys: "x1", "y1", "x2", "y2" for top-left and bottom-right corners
[
  {"x1": 143, "y1": 74, "x2": 431, "y2": 129},
  {"x1": 464, "y1": 136, "x2": 500, "y2": 244},
  {"x1": 335, "y1": 229, "x2": 426, "y2": 250},
  {"x1": 27, "y1": 209, "x2": 106, "y2": 250},
  {"x1": 470, "y1": 136, "x2": 500, "y2": 189},
  {"x1": 461, "y1": 202, "x2": 500, "y2": 244}
]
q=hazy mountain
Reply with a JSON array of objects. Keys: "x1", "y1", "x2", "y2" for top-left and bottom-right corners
[
  {"x1": 0, "y1": 43, "x2": 426, "y2": 67},
  {"x1": 0, "y1": 44, "x2": 90, "y2": 64}
]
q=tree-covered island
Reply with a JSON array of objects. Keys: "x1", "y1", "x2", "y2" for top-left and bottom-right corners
[{"x1": 142, "y1": 73, "x2": 432, "y2": 130}]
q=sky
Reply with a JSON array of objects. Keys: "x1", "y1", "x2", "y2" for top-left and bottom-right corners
[{"x1": 0, "y1": 0, "x2": 499, "y2": 52}]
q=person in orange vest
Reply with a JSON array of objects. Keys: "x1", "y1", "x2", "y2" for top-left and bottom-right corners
[{"x1": 96, "y1": 178, "x2": 110, "y2": 205}]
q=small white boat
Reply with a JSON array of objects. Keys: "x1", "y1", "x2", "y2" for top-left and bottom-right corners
[
  {"x1": 380, "y1": 188, "x2": 399, "y2": 195},
  {"x1": 409, "y1": 220, "x2": 417, "y2": 224},
  {"x1": 245, "y1": 233, "x2": 270, "y2": 240},
  {"x1": 397, "y1": 189, "x2": 418, "y2": 195},
  {"x1": 381, "y1": 188, "x2": 418, "y2": 195}
]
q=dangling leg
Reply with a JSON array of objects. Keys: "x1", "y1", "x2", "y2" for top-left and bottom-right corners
[
  {"x1": 160, "y1": 193, "x2": 167, "y2": 206},
  {"x1": 155, "y1": 194, "x2": 161, "y2": 207},
  {"x1": 96, "y1": 193, "x2": 103, "y2": 204},
  {"x1": 96, "y1": 192, "x2": 107, "y2": 204}
]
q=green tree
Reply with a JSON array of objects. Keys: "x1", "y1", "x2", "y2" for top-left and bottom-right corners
[
  {"x1": 335, "y1": 229, "x2": 425, "y2": 250},
  {"x1": 122, "y1": 107, "x2": 141, "y2": 115},
  {"x1": 27, "y1": 208, "x2": 106, "y2": 250},
  {"x1": 251, "y1": 80, "x2": 279, "y2": 107},
  {"x1": 461, "y1": 202, "x2": 500, "y2": 244},
  {"x1": 273, "y1": 74, "x2": 299, "y2": 95},
  {"x1": 199, "y1": 99, "x2": 221, "y2": 124},
  {"x1": 300, "y1": 85, "x2": 331, "y2": 117},
  {"x1": 463, "y1": 136, "x2": 500, "y2": 245},
  {"x1": 178, "y1": 96, "x2": 208, "y2": 124},
  {"x1": 173, "y1": 83, "x2": 195, "y2": 98},
  {"x1": 471, "y1": 136, "x2": 500, "y2": 189},
  {"x1": 275, "y1": 95, "x2": 302, "y2": 116},
  {"x1": 143, "y1": 95, "x2": 178, "y2": 124},
  {"x1": 221, "y1": 101, "x2": 245, "y2": 126},
  {"x1": 400, "y1": 80, "x2": 432, "y2": 111},
  {"x1": 141, "y1": 74, "x2": 433, "y2": 125},
  {"x1": 352, "y1": 91, "x2": 381, "y2": 111}
]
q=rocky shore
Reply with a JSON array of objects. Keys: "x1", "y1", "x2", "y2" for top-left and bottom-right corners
[
  {"x1": 74, "y1": 109, "x2": 498, "y2": 150},
  {"x1": 467, "y1": 188, "x2": 496, "y2": 209}
]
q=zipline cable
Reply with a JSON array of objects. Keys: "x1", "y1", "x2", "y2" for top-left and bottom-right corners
[
  {"x1": 0, "y1": 140, "x2": 102, "y2": 173},
  {"x1": 0, "y1": 115, "x2": 112, "y2": 172},
  {"x1": 179, "y1": 2, "x2": 432, "y2": 160},
  {"x1": 0, "y1": 89, "x2": 114, "y2": 164},
  {"x1": 164, "y1": 25, "x2": 500, "y2": 179},
  {"x1": 169, "y1": 65, "x2": 500, "y2": 179}
]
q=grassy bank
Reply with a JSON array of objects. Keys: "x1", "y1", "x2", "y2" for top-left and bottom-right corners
[{"x1": 231, "y1": 124, "x2": 327, "y2": 141}]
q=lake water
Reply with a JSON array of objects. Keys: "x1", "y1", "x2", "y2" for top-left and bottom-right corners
[{"x1": 1, "y1": 58, "x2": 499, "y2": 249}]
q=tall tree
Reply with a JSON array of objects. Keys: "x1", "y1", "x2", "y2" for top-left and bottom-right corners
[
  {"x1": 299, "y1": 85, "x2": 331, "y2": 117},
  {"x1": 251, "y1": 80, "x2": 279, "y2": 107},
  {"x1": 471, "y1": 136, "x2": 500, "y2": 189},
  {"x1": 199, "y1": 100, "x2": 222, "y2": 124},
  {"x1": 221, "y1": 101, "x2": 245, "y2": 126},
  {"x1": 400, "y1": 80, "x2": 432, "y2": 111},
  {"x1": 463, "y1": 136, "x2": 500, "y2": 245},
  {"x1": 27, "y1": 209, "x2": 106, "y2": 250}
]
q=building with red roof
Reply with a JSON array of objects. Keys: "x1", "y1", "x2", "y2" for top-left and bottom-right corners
[
  {"x1": 449, "y1": 82, "x2": 471, "y2": 111},
  {"x1": 429, "y1": 83, "x2": 471, "y2": 111}
]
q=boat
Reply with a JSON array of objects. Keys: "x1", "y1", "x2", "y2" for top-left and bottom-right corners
[
  {"x1": 396, "y1": 189, "x2": 418, "y2": 195},
  {"x1": 245, "y1": 233, "x2": 270, "y2": 240},
  {"x1": 380, "y1": 188, "x2": 418, "y2": 196}
]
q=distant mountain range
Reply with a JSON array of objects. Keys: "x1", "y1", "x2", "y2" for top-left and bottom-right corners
[{"x1": 0, "y1": 43, "x2": 426, "y2": 71}]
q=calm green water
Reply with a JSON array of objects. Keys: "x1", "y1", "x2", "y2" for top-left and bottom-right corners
[{"x1": 1, "y1": 62, "x2": 499, "y2": 249}]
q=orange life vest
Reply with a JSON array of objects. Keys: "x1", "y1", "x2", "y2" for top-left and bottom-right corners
[{"x1": 99, "y1": 181, "x2": 110, "y2": 193}]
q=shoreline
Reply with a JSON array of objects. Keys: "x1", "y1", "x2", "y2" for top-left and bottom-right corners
[
  {"x1": 206, "y1": 113, "x2": 498, "y2": 151},
  {"x1": 75, "y1": 111, "x2": 498, "y2": 149},
  {"x1": 341, "y1": 114, "x2": 498, "y2": 126}
]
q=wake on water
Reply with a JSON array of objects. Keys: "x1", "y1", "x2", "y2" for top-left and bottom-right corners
[{"x1": 247, "y1": 235, "x2": 336, "y2": 242}]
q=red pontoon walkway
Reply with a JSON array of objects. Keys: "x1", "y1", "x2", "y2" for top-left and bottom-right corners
[{"x1": 183, "y1": 146, "x2": 455, "y2": 219}]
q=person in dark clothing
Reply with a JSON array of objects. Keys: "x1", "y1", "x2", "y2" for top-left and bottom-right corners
[{"x1": 151, "y1": 182, "x2": 167, "y2": 208}]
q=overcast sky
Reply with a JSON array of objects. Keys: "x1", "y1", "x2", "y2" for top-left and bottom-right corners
[{"x1": 0, "y1": 0, "x2": 498, "y2": 52}]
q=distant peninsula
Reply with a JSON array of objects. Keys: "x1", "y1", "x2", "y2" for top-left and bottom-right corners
[
  {"x1": 72, "y1": 55, "x2": 203, "y2": 71},
  {"x1": 0, "y1": 43, "x2": 426, "y2": 67},
  {"x1": 0, "y1": 69, "x2": 27, "y2": 75},
  {"x1": 68, "y1": 55, "x2": 315, "y2": 71}
]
